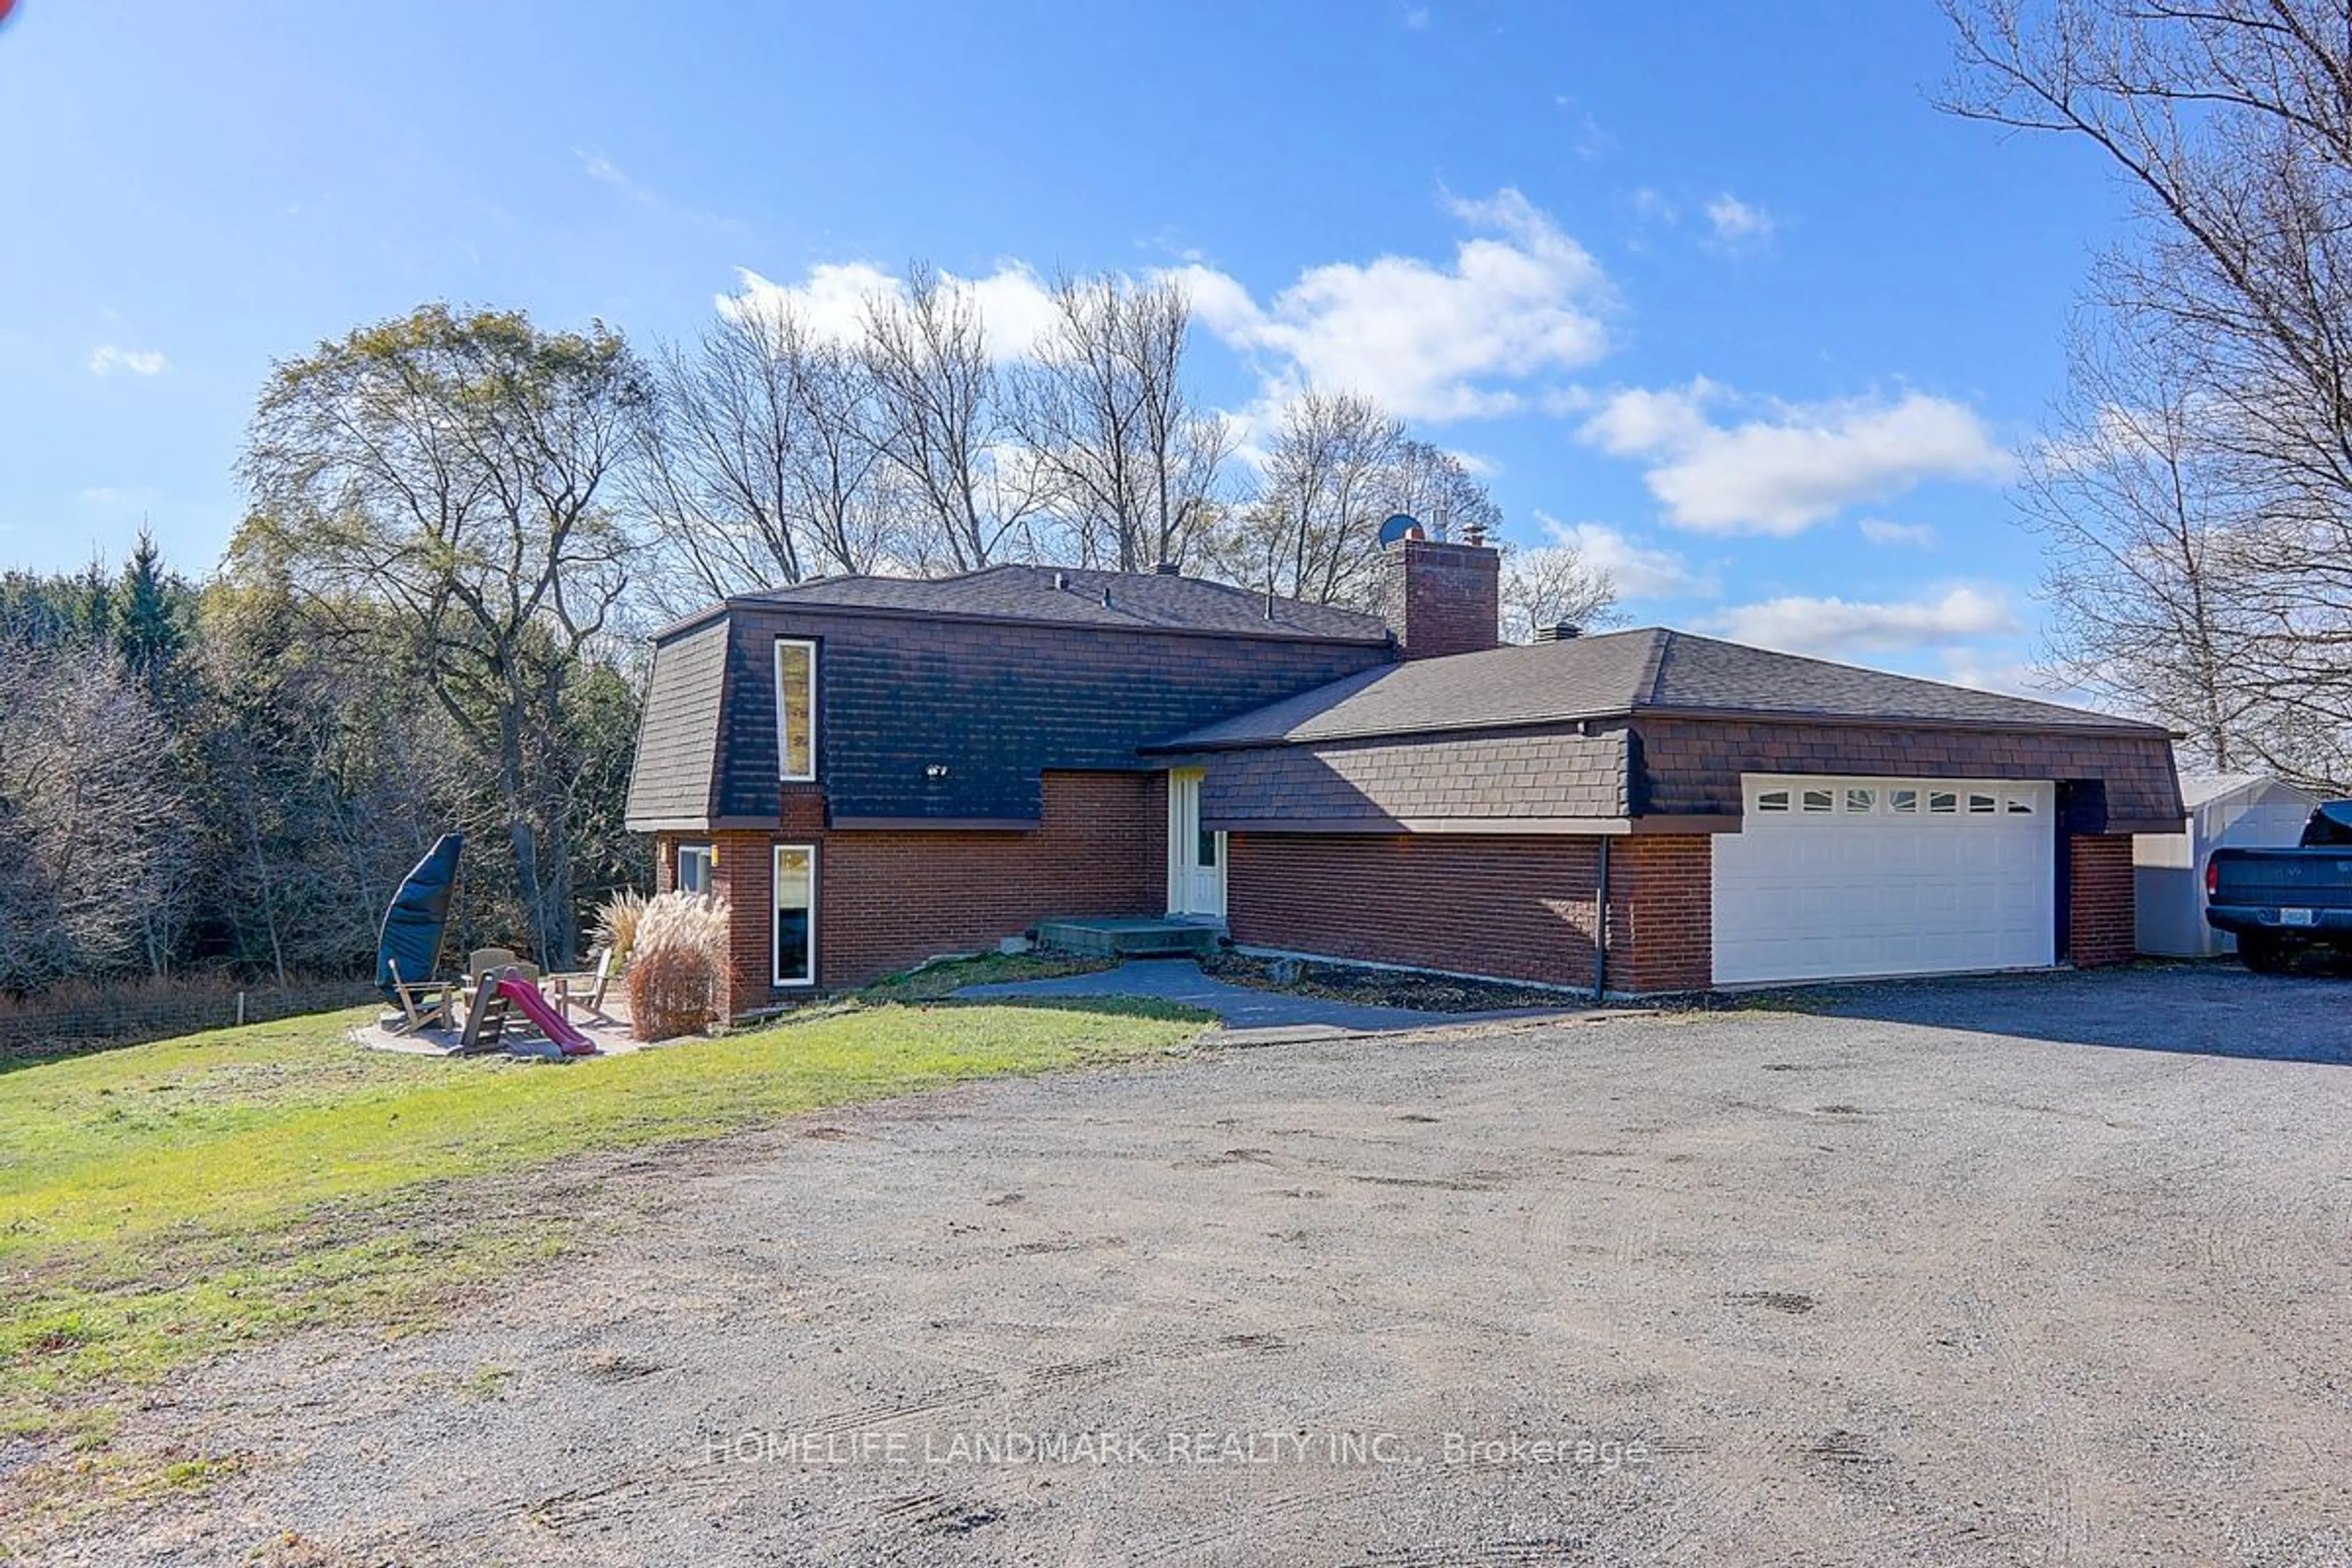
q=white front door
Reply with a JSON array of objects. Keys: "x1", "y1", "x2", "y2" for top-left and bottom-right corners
[
  {"x1": 1712, "y1": 775, "x2": 2056, "y2": 985},
  {"x1": 1167, "y1": 769, "x2": 1226, "y2": 919}
]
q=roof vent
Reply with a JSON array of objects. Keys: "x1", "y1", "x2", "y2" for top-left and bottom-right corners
[
  {"x1": 1153, "y1": 560, "x2": 1180, "y2": 575},
  {"x1": 1535, "y1": 620, "x2": 1582, "y2": 643},
  {"x1": 1101, "y1": 586, "x2": 1114, "y2": 608},
  {"x1": 1052, "y1": 571, "x2": 1069, "y2": 590}
]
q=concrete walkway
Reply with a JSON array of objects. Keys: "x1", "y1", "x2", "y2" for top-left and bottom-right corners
[{"x1": 954, "y1": 957, "x2": 1584, "y2": 1035}]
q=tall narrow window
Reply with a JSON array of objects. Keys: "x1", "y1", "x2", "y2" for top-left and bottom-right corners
[
  {"x1": 775, "y1": 639, "x2": 816, "y2": 782},
  {"x1": 774, "y1": 845, "x2": 816, "y2": 987},
  {"x1": 676, "y1": 842, "x2": 714, "y2": 896}
]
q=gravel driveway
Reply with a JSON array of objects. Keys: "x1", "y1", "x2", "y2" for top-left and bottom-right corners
[{"x1": 56, "y1": 965, "x2": 2352, "y2": 1566}]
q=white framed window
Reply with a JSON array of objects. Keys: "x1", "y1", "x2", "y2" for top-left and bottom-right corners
[
  {"x1": 775, "y1": 639, "x2": 817, "y2": 782},
  {"x1": 1890, "y1": 788, "x2": 1919, "y2": 814},
  {"x1": 2004, "y1": 794, "x2": 2037, "y2": 815},
  {"x1": 1843, "y1": 787, "x2": 1876, "y2": 813},
  {"x1": 1967, "y1": 792, "x2": 1998, "y2": 815},
  {"x1": 676, "y1": 842, "x2": 714, "y2": 896},
  {"x1": 1929, "y1": 791, "x2": 1959, "y2": 815},
  {"x1": 1801, "y1": 788, "x2": 1834, "y2": 813},
  {"x1": 774, "y1": 844, "x2": 816, "y2": 987},
  {"x1": 1757, "y1": 788, "x2": 1792, "y2": 813}
]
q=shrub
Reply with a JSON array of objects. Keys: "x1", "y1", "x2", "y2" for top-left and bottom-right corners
[
  {"x1": 594, "y1": 889, "x2": 647, "y2": 968},
  {"x1": 626, "y1": 892, "x2": 729, "y2": 1042}
]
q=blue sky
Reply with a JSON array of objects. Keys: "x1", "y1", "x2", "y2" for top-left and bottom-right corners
[{"x1": 0, "y1": 1, "x2": 2129, "y2": 688}]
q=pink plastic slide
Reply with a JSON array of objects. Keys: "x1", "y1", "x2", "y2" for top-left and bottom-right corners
[{"x1": 496, "y1": 974, "x2": 598, "y2": 1056}]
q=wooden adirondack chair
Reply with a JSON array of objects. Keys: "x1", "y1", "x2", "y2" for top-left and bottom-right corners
[
  {"x1": 545, "y1": 947, "x2": 619, "y2": 1025},
  {"x1": 385, "y1": 957, "x2": 458, "y2": 1036}
]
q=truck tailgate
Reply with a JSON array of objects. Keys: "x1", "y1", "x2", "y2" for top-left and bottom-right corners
[{"x1": 2211, "y1": 850, "x2": 2352, "y2": 910}]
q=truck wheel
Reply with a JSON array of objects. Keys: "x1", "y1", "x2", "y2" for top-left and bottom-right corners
[{"x1": 2239, "y1": 933, "x2": 2291, "y2": 974}]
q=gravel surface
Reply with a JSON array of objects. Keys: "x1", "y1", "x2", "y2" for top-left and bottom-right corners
[{"x1": 39, "y1": 967, "x2": 2352, "y2": 1566}]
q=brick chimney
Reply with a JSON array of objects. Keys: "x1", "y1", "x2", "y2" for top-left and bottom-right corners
[{"x1": 1382, "y1": 532, "x2": 1500, "y2": 659}]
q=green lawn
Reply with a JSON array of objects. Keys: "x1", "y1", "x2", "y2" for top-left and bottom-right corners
[{"x1": 0, "y1": 987, "x2": 1205, "y2": 1446}]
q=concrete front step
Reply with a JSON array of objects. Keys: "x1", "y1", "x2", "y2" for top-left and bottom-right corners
[{"x1": 1036, "y1": 916, "x2": 1221, "y2": 958}]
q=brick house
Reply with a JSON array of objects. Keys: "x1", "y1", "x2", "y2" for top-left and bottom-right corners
[{"x1": 624, "y1": 535, "x2": 2182, "y2": 1012}]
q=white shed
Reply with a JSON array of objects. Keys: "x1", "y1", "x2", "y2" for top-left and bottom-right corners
[{"x1": 2134, "y1": 772, "x2": 2322, "y2": 957}]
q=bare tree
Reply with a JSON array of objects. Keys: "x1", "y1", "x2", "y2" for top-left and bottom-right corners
[
  {"x1": 636, "y1": 306, "x2": 893, "y2": 614},
  {"x1": 1207, "y1": 389, "x2": 1408, "y2": 608},
  {"x1": 1499, "y1": 544, "x2": 1621, "y2": 643},
  {"x1": 2018, "y1": 330, "x2": 2256, "y2": 767},
  {"x1": 1943, "y1": 0, "x2": 2352, "y2": 786},
  {"x1": 1385, "y1": 439, "x2": 1502, "y2": 546},
  {"x1": 0, "y1": 650, "x2": 194, "y2": 990},
  {"x1": 863, "y1": 264, "x2": 1043, "y2": 572},
  {"x1": 1014, "y1": 273, "x2": 1232, "y2": 571}
]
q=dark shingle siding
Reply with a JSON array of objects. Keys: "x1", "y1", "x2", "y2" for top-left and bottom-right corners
[
  {"x1": 1630, "y1": 717, "x2": 2184, "y2": 823},
  {"x1": 622, "y1": 619, "x2": 728, "y2": 829},
  {"x1": 714, "y1": 606, "x2": 1390, "y2": 823},
  {"x1": 1200, "y1": 729, "x2": 1629, "y2": 825}
]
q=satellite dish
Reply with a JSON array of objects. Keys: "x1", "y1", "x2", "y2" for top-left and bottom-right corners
[{"x1": 1378, "y1": 513, "x2": 1424, "y2": 545}]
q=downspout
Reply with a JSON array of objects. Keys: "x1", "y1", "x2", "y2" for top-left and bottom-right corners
[{"x1": 1593, "y1": 836, "x2": 1611, "y2": 1004}]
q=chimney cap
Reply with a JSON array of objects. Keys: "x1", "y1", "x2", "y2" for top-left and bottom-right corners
[{"x1": 1153, "y1": 560, "x2": 1180, "y2": 575}]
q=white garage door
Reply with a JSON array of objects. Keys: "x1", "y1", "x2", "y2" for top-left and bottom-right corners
[{"x1": 1712, "y1": 775, "x2": 2056, "y2": 986}]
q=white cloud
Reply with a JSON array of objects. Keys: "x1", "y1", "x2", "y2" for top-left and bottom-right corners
[
  {"x1": 1403, "y1": 4, "x2": 1431, "y2": 27},
  {"x1": 722, "y1": 260, "x2": 1059, "y2": 364},
  {"x1": 1703, "y1": 193, "x2": 1775, "y2": 249},
  {"x1": 1578, "y1": 380, "x2": 2013, "y2": 535},
  {"x1": 720, "y1": 189, "x2": 1611, "y2": 426},
  {"x1": 1178, "y1": 187, "x2": 1613, "y2": 422},
  {"x1": 1536, "y1": 512, "x2": 1717, "y2": 600},
  {"x1": 1858, "y1": 517, "x2": 1937, "y2": 548},
  {"x1": 1712, "y1": 586, "x2": 2019, "y2": 658},
  {"x1": 89, "y1": 345, "x2": 166, "y2": 377}
]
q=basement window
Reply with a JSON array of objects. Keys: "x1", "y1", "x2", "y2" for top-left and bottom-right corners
[{"x1": 775, "y1": 639, "x2": 817, "y2": 782}]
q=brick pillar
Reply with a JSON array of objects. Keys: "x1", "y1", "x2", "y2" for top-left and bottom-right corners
[
  {"x1": 2067, "y1": 833, "x2": 2135, "y2": 967},
  {"x1": 710, "y1": 830, "x2": 774, "y2": 1018},
  {"x1": 1612, "y1": 835, "x2": 1713, "y2": 993}
]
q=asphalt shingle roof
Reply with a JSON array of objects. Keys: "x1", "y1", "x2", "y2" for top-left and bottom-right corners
[
  {"x1": 1153, "y1": 627, "x2": 2169, "y2": 750},
  {"x1": 722, "y1": 564, "x2": 1390, "y2": 644}
]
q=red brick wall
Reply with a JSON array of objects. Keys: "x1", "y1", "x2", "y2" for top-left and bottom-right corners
[
  {"x1": 816, "y1": 771, "x2": 1164, "y2": 990},
  {"x1": 709, "y1": 828, "x2": 777, "y2": 1017},
  {"x1": 1613, "y1": 834, "x2": 1713, "y2": 993},
  {"x1": 2068, "y1": 833, "x2": 2135, "y2": 968},
  {"x1": 1227, "y1": 832, "x2": 1603, "y2": 987},
  {"x1": 1381, "y1": 538, "x2": 1499, "y2": 660},
  {"x1": 1224, "y1": 830, "x2": 1719, "y2": 994},
  {"x1": 666, "y1": 770, "x2": 1168, "y2": 1011}
]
